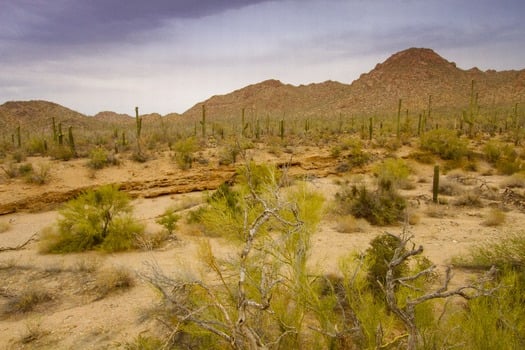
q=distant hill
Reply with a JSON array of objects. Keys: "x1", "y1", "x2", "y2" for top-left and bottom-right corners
[
  {"x1": 0, "y1": 100, "x2": 89, "y2": 134},
  {"x1": 1, "y1": 48, "x2": 524, "y2": 132},
  {"x1": 182, "y1": 47, "x2": 525, "y2": 119}
]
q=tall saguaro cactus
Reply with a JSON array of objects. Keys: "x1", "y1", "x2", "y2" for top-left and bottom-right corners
[
  {"x1": 433, "y1": 165, "x2": 440, "y2": 204},
  {"x1": 201, "y1": 104, "x2": 206, "y2": 138},
  {"x1": 52, "y1": 117, "x2": 58, "y2": 143},
  {"x1": 397, "y1": 99, "x2": 402, "y2": 139},
  {"x1": 68, "y1": 126, "x2": 76, "y2": 156},
  {"x1": 135, "y1": 106, "x2": 142, "y2": 157}
]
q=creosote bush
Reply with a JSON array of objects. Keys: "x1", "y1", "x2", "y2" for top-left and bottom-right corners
[
  {"x1": 173, "y1": 136, "x2": 198, "y2": 170},
  {"x1": 40, "y1": 184, "x2": 145, "y2": 253},
  {"x1": 420, "y1": 128, "x2": 469, "y2": 160},
  {"x1": 335, "y1": 181, "x2": 406, "y2": 226}
]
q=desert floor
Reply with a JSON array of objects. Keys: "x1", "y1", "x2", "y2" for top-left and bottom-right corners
[{"x1": 1, "y1": 145, "x2": 524, "y2": 349}]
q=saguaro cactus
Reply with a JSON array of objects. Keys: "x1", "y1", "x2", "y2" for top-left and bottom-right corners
[
  {"x1": 396, "y1": 99, "x2": 402, "y2": 139},
  {"x1": 68, "y1": 126, "x2": 76, "y2": 156},
  {"x1": 369, "y1": 117, "x2": 373, "y2": 140},
  {"x1": 433, "y1": 165, "x2": 440, "y2": 203},
  {"x1": 58, "y1": 122, "x2": 64, "y2": 146},
  {"x1": 52, "y1": 117, "x2": 58, "y2": 143},
  {"x1": 135, "y1": 106, "x2": 143, "y2": 157},
  {"x1": 201, "y1": 105, "x2": 206, "y2": 138},
  {"x1": 279, "y1": 119, "x2": 285, "y2": 141},
  {"x1": 16, "y1": 125, "x2": 21, "y2": 148}
]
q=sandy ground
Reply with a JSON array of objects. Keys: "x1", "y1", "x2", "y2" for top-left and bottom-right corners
[{"x1": 1, "y1": 148, "x2": 524, "y2": 349}]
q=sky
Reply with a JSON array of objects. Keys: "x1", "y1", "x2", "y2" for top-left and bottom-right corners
[{"x1": 1, "y1": 0, "x2": 524, "y2": 116}]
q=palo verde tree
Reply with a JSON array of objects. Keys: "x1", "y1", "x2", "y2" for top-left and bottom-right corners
[
  {"x1": 40, "y1": 184, "x2": 144, "y2": 253},
  {"x1": 143, "y1": 162, "x2": 328, "y2": 349}
]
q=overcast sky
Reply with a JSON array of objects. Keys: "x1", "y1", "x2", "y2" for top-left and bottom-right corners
[{"x1": 1, "y1": 0, "x2": 524, "y2": 116}]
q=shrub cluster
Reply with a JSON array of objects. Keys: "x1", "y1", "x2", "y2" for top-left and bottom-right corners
[
  {"x1": 40, "y1": 185, "x2": 144, "y2": 253},
  {"x1": 420, "y1": 128, "x2": 469, "y2": 160}
]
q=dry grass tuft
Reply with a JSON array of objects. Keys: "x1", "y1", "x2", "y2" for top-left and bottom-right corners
[
  {"x1": 334, "y1": 215, "x2": 369, "y2": 233},
  {"x1": 5, "y1": 289, "x2": 53, "y2": 314},
  {"x1": 92, "y1": 266, "x2": 134, "y2": 300},
  {"x1": 482, "y1": 208, "x2": 506, "y2": 227}
]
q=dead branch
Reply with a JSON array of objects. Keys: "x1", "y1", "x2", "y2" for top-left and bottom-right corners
[
  {"x1": 383, "y1": 231, "x2": 497, "y2": 350},
  {"x1": 0, "y1": 233, "x2": 38, "y2": 252}
]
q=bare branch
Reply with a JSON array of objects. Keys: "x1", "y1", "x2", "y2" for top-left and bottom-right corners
[{"x1": 0, "y1": 233, "x2": 38, "y2": 252}]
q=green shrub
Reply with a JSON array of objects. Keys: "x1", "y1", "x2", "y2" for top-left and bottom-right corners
[
  {"x1": 40, "y1": 185, "x2": 144, "y2": 253},
  {"x1": 373, "y1": 158, "x2": 411, "y2": 189},
  {"x1": 156, "y1": 207, "x2": 180, "y2": 235},
  {"x1": 483, "y1": 140, "x2": 505, "y2": 163},
  {"x1": 420, "y1": 129, "x2": 469, "y2": 160},
  {"x1": 335, "y1": 183, "x2": 406, "y2": 226},
  {"x1": 24, "y1": 162, "x2": 51, "y2": 185},
  {"x1": 88, "y1": 147, "x2": 110, "y2": 169},
  {"x1": 365, "y1": 233, "x2": 408, "y2": 295},
  {"x1": 453, "y1": 232, "x2": 525, "y2": 270},
  {"x1": 25, "y1": 137, "x2": 47, "y2": 156},
  {"x1": 173, "y1": 137, "x2": 198, "y2": 169}
]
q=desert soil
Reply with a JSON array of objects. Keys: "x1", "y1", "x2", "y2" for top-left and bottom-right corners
[{"x1": 1, "y1": 146, "x2": 524, "y2": 349}]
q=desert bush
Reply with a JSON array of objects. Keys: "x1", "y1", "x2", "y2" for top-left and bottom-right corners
[
  {"x1": 48, "y1": 145, "x2": 74, "y2": 161},
  {"x1": 39, "y1": 184, "x2": 145, "y2": 253},
  {"x1": 142, "y1": 163, "x2": 328, "y2": 349},
  {"x1": 4, "y1": 289, "x2": 53, "y2": 314},
  {"x1": 453, "y1": 232, "x2": 525, "y2": 270},
  {"x1": 124, "y1": 334, "x2": 165, "y2": 350},
  {"x1": 92, "y1": 266, "x2": 134, "y2": 299},
  {"x1": 408, "y1": 151, "x2": 435, "y2": 164},
  {"x1": 438, "y1": 178, "x2": 463, "y2": 196},
  {"x1": 500, "y1": 173, "x2": 525, "y2": 188},
  {"x1": 334, "y1": 214, "x2": 369, "y2": 233},
  {"x1": 364, "y1": 233, "x2": 409, "y2": 296},
  {"x1": 88, "y1": 147, "x2": 117, "y2": 169},
  {"x1": 483, "y1": 141, "x2": 524, "y2": 174},
  {"x1": 218, "y1": 141, "x2": 241, "y2": 165},
  {"x1": 156, "y1": 207, "x2": 180, "y2": 235},
  {"x1": 448, "y1": 234, "x2": 525, "y2": 348},
  {"x1": 24, "y1": 162, "x2": 51, "y2": 184},
  {"x1": 453, "y1": 191, "x2": 483, "y2": 207},
  {"x1": 483, "y1": 140, "x2": 505, "y2": 163},
  {"x1": 335, "y1": 182, "x2": 406, "y2": 226},
  {"x1": 25, "y1": 137, "x2": 47, "y2": 156},
  {"x1": 373, "y1": 158, "x2": 412, "y2": 189},
  {"x1": 420, "y1": 128, "x2": 469, "y2": 160},
  {"x1": 173, "y1": 137, "x2": 198, "y2": 170},
  {"x1": 482, "y1": 208, "x2": 506, "y2": 226}
]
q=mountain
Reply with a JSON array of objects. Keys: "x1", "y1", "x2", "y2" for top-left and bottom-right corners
[
  {"x1": 0, "y1": 100, "x2": 90, "y2": 134},
  {"x1": 182, "y1": 47, "x2": 525, "y2": 119},
  {"x1": 1, "y1": 48, "x2": 524, "y2": 132},
  {"x1": 182, "y1": 79, "x2": 350, "y2": 120},
  {"x1": 340, "y1": 47, "x2": 525, "y2": 115}
]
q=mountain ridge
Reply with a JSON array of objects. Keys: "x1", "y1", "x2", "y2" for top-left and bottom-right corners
[{"x1": 1, "y1": 47, "x2": 523, "y2": 130}]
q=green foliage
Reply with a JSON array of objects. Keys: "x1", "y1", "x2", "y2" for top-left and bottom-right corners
[
  {"x1": 453, "y1": 232, "x2": 525, "y2": 270},
  {"x1": 88, "y1": 147, "x2": 117, "y2": 169},
  {"x1": 335, "y1": 182, "x2": 406, "y2": 226},
  {"x1": 364, "y1": 234, "x2": 408, "y2": 295},
  {"x1": 420, "y1": 128, "x2": 469, "y2": 160},
  {"x1": 147, "y1": 163, "x2": 326, "y2": 349},
  {"x1": 173, "y1": 137, "x2": 198, "y2": 169},
  {"x1": 373, "y1": 158, "x2": 411, "y2": 189},
  {"x1": 447, "y1": 232, "x2": 525, "y2": 348},
  {"x1": 124, "y1": 334, "x2": 165, "y2": 350},
  {"x1": 25, "y1": 136, "x2": 47, "y2": 156},
  {"x1": 40, "y1": 185, "x2": 144, "y2": 253},
  {"x1": 156, "y1": 207, "x2": 180, "y2": 235}
]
